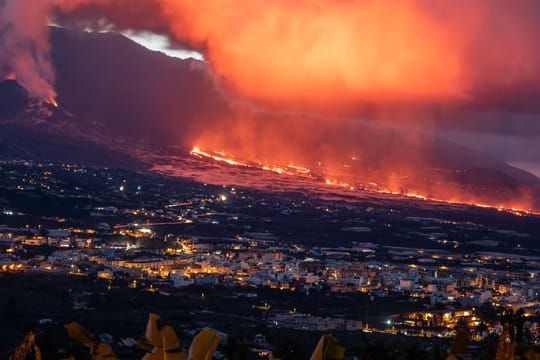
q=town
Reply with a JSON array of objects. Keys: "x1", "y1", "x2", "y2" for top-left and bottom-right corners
[{"x1": 2, "y1": 160, "x2": 540, "y2": 358}]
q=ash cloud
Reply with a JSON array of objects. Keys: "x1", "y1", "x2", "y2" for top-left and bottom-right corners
[
  {"x1": 0, "y1": 0, "x2": 57, "y2": 101},
  {"x1": 3, "y1": 0, "x2": 540, "y2": 110}
]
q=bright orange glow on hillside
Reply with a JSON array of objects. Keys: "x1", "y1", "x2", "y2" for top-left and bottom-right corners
[
  {"x1": 190, "y1": 146, "x2": 536, "y2": 216},
  {"x1": 191, "y1": 146, "x2": 311, "y2": 177},
  {"x1": 191, "y1": 147, "x2": 245, "y2": 167},
  {"x1": 47, "y1": 98, "x2": 59, "y2": 108}
]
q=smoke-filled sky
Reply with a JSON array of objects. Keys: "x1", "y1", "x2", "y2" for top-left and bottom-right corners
[{"x1": 2, "y1": 0, "x2": 540, "y2": 109}]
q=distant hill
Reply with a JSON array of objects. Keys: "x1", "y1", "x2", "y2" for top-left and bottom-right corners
[{"x1": 50, "y1": 27, "x2": 231, "y2": 145}]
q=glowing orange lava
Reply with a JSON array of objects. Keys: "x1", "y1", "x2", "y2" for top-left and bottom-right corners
[
  {"x1": 190, "y1": 147, "x2": 246, "y2": 167},
  {"x1": 191, "y1": 147, "x2": 311, "y2": 177},
  {"x1": 47, "y1": 98, "x2": 59, "y2": 108},
  {"x1": 190, "y1": 146, "x2": 536, "y2": 216}
]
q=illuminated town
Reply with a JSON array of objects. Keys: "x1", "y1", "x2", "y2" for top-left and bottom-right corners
[{"x1": 2, "y1": 159, "x2": 540, "y2": 358}]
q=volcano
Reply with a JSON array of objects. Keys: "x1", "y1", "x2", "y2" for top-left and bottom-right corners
[{"x1": 1, "y1": 27, "x2": 539, "y2": 213}]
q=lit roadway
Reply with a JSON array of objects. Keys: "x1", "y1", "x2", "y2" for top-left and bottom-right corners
[{"x1": 113, "y1": 220, "x2": 191, "y2": 229}]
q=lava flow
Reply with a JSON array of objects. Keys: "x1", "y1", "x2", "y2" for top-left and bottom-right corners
[
  {"x1": 47, "y1": 98, "x2": 59, "y2": 108},
  {"x1": 189, "y1": 146, "x2": 536, "y2": 216},
  {"x1": 190, "y1": 147, "x2": 311, "y2": 177}
]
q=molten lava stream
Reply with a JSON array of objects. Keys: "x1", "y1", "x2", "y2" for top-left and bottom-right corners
[
  {"x1": 47, "y1": 98, "x2": 59, "y2": 108},
  {"x1": 189, "y1": 146, "x2": 536, "y2": 216}
]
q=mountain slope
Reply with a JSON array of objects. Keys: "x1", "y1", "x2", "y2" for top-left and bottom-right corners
[{"x1": 51, "y1": 27, "x2": 231, "y2": 145}]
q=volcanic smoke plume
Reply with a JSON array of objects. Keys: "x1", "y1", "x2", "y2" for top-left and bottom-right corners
[
  {"x1": 0, "y1": 0, "x2": 103, "y2": 101},
  {"x1": 0, "y1": 0, "x2": 57, "y2": 101},
  {"x1": 3, "y1": 0, "x2": 540, "y2": 107}
]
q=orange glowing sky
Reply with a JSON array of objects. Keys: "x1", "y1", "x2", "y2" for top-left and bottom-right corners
[
  {"x1": 161, "y1": 0, "x2": 462, "y2": 104},
  {"x1": 7, "y1": 0, "x2": 540, "y2": 107},
  {"x1": 158, "y1": 0, "x2": 540, "y2": 107}
]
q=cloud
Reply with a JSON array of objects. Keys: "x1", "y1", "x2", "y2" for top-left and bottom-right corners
[
  {"x1": 0, "y1": 0, "x2": 57, "y2": 100},
  {"x1": 3, "y1": 0, "x2": 540, "y2": 111}
]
